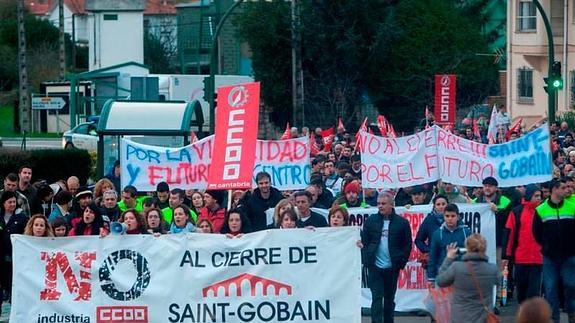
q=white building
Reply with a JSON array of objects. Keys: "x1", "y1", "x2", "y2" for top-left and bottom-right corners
[
  {"x1": 45, "y1": 0, "x2": 89, "y2": 44},
  {"x1": 85, "y1": 0, "x2": 146, "y2": 71},
  {"x1": 507, "y1": 0, "x2": 575, "y2": 124}
]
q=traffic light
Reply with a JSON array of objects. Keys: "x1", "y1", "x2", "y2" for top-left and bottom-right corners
[{"x1": 551, "y1": 61, "x2": 563, "y2": 90}]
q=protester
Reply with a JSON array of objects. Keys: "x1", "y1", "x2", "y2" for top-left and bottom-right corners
[
  {"x1": 408, "y1": 185, "x2": 428, "y2": 206},
  {"x1": 48, "y1": 190, "x2": 73, "y2": 223},
  {"x1": 29, "y1": 184, "x2": 54, "y2": 218},
  {"x1": 196, "y1": 219, "x2": 214, "y2": 233},
  {"x1": 278, "y1": 209, "x2": 298, "y2": 229},
  {"x1": 93, "y1": 178, "x2": 115, "y2": 206},
  {"x1": 104, "y1": 160, "x2": 121, "y2": 194},
  {"x1": 69, "y1": 188, "x2": 93, "y2": 226},
  {"x1": 51, "y1": 216, "x2": 69, "y2": 237},
  {"x1": 221, "y1": 209, "x2": 252, "y2": 237},
  {"x1": 427, "y1": 203, "x2": 471, "y2": 285},
  {"x1": 17, "y1": 165, "x2": 36, "y2": 202},
  {"x1": 66, "y1": 176, "x2": 80, "y2": 197},
  {"x1": 169, "y1": 204, "x2": 196, "y2": 234},
  {"x1": 323, "y1": 160, "x2": 344, "y2": 196},
  {"x1": 361, "y1": 193, "x2": 412, "y2": 323},
  {"x1": 294, "y1": 191, "x2": 328, "y2": 228},
  {"x1": 309, "y1": 175, "x2": 334, "y2": 209},
  {"x1": 162, "y1": 189, "x2": 197, "y2": 225},
  {"x1": 350, "y1": 154, "x2": 362, "y2": 179},
  {"x1": 415, "y1": 195, "x2": 449, "y2": 268},
  {"x1": 116, "y1": 209, "x2": 147, "y2": 235},
  {"x1": 155, "y1": 182, "x2": 170, "y2": 209},
  {"x1": 270, "y1": 198, "x2": 295, "y2": 229},
  {"x1": 189, "y1": 191, "x2": 205, "y2": 215},
  {"x1": 328, "y1": 205, "x2": 349, "y2": 227},
  {"x1": 142, "y1": 197, "x2": 159, "y2": 215},
  {"x1": 438, "y1": 181, "x2": 469, "y2": 204},
  {"x1": 144, "y1": 207, "x2": 166, "y2": 234},
  {"x1": 231, "y1": 190, "x2": 245, "y2": 209},
  {"x1": 238, "y1": 172, "x2": 283, "y2": 231},
  {"x1": 503, "y1": 184, "x2": 543, "y2": 304},
  {"x1": 516, "y1": 297, "x2": 553, "y2": 323},
  {"x1": 436, "y1": 234, "x2": 500, "y2": 323},
  {"x1": 337, "y1": 180, "x2": 364, "y2": 208},
  {"x1": 69, "y1": 203, "x2": 109, "y2": 236},
  {"x1": 101, "y1": 190, "x2": 121, "y2": 222},
  {"x1": 24, "y1": 214, "x2": 53, "y2": 237},
  {"x1": 198, "y1": 190, "x2": 226, "y2": 233},
  {"x1": 118, "y1": 185, "x2": 143, "y2": 214},
  {"x1": 532, "y1": 178, "x2": 575, "y2": 323},
  {"x1": 1, "y1": 173, "x2": 30, "y2": 217}
]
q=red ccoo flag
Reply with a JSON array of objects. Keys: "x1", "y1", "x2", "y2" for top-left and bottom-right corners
[
  {"x1": 280, "y1": 122, "x2": 291, "y2": 140},
  {"x1": 377, "y1": 115, "x2": 388, "y2": 137}
]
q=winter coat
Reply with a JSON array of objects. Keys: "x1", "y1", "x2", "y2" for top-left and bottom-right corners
[
  {"x1": 504, "y1": 200, "x2": 542, "y2": 264},
  {"x1": 427, "y1": 223, "x2": 471, "y2": 282},
  {"x1": 238, "y1": 187, "x2": 283, "y2": 231},
  {"x1": 532, "y1": 198, "x2": 575, "y2": 261},
  {"x1": 436, "y1": 253, "x2": 500, "y2": 323},
  {"x1": 0, "y1": 210, "x2": 27, "y2": 261},
  {"x1": 415, "y1": 211, "x2": 444, "y2": 254},
  {"x1": 361, "y1": 210, "x2": 412, "y2": 270},
  {"x1": 198, "y1": 207, "x2": 226, "y2": 233}
]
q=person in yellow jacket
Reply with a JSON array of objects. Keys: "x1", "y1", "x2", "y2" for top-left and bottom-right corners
[{"x1": 117, "y1": 186, "x2": 144, "y2": 214}]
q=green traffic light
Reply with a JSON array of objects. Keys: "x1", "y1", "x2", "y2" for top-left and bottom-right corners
[{"x1": 552, "y1": 79, "x2": 563, "y2": 89}]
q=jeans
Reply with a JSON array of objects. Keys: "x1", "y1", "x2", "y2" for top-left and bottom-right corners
[
  {"x1": 368, "y1": 266, "x2": 400, "y2": 323},
  {"x1": 542, "y1": 256, "x2": 575, "y2": 323},
  {"x1": 514, "y1": 264, "x2": 542, "y2": 303}
]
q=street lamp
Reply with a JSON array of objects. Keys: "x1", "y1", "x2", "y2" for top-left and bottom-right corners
[{"x1": 532, "y1": 0, "x2": 558, "y2": 123}]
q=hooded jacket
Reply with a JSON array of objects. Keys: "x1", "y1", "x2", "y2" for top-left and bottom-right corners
[
  {"x1": 428, "y1": 223, "x2": 471, "y2": 282},
  {"x1": 504, "y1": 200, "x2": 542, "y2": 264},
  {"x1": 415, "y1": 210, "x2": 444, "y2": 254}
]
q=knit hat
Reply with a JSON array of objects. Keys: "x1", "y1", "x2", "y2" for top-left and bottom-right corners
[
  {"x1": 204, "y1": 190, "x2": 225, "y2": 205},
  {"x1": 344, "y1": 181, "x2": 360, "y2": 194},
  {"x1": 482, "y1": 176, "x2": 499, "y2": 187},
  {"x1": 524, "y1": 184, "x2": 540, "y2": 201},
  {"x1": 75, "y1": 188, "x2": 93, "y2": 199},
  {"x1": 410, "y1": 185, "x2": 425, "y2": 195}
]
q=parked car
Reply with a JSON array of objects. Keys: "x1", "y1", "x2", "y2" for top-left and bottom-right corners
[{"x1": 62, "y1": 122, "x2": 98, "y2": 151}]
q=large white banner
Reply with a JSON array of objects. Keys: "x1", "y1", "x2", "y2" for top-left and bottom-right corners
[
  {"x1": 121, "y1": 136, "x2": 311, "y2": 191},
  {"x1": 315, "y1": 203, "x2": 496, "y2": 311},
  {"x1": 11, "y1": 228, "x2": 361, "y2": 323},
  {"x1": 359, "y1": 124, "x2": 552, "y2": 188}
]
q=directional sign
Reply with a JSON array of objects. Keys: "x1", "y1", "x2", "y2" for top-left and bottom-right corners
[{"x1": 31, "y1": 97, "x2": 66, "y2": 110}]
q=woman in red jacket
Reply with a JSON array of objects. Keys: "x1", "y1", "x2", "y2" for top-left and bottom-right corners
[
  {"x1": 504, "y1": 184, "x2": 543, "y2": 303},
  {"x1": 69, "y1": 203, "x2": 109, "y2": 236}
]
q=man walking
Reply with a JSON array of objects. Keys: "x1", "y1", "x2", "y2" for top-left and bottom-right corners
[
  {"x1": 361, "y1": 193, "x2": 412, "y2": 323},
  {"x1": 533, "y1": 178, "x2": 575, "y2": 323}
]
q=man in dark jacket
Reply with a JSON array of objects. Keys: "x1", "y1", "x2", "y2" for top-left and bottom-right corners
[
  {"x1": 310, "y1": 175, "x2": 334, "y2": 209},
  {"x1": 239, "y1": 172, "x2": 283, "y2": 231},
  {"x1": 532, "y1": 178, "x2": 575, "y2": 323},
  {"x1": 294, "y1": 191, "x2": 327, "y2": 228},
  {"x1": 361, "y1": 193, "x2": 412, "y2": 323}
]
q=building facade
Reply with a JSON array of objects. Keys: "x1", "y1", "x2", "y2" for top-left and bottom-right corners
[{"x1": 507, "y1": 0, "x2": 574, "y2": 123}]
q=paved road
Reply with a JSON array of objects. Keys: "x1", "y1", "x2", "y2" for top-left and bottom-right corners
[{"x1": 0, "y1": 137, "x2": 61, "y2": 150}]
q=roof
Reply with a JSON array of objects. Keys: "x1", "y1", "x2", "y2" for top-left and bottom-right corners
[
  {"x1": 97, "y1": 100, "x2": 204, "y2": 134},
  {"x1": 144, "y1": 0, "x2": 177, "y2": 15},
  {"x1": 58, "y1": 0, "x2": 86, "y2": 14}
]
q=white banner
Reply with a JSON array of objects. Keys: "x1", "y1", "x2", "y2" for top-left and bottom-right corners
[
  {"x1": 121, "y1": 136, "x2": 311, "y2": 191},
  {"x1": 359, "y1": 124, "x2": 552, "y2": 188},
  {"x1": 314, "y1": 203, "x2": 496, "y2": 311},
  {"x1": 11, "y1": 228, "x2": 361, "y2": 323}
]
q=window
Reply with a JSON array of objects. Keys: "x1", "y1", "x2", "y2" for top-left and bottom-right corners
[
  {"x1": 103, "y1": 14, "x2": 118, "y2": 21},
  {"x1": 517, "y1": 1, "x2": 536, "y2": 31},
  {"x1": 517, "y1": 68, "x2": 533, "y2": 102}
]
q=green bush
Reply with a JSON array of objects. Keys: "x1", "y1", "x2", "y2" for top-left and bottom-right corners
[{"x1": 0, "y1": 149, "x2": 92, "y2": 185}]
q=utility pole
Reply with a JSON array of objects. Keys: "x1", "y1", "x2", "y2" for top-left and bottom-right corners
[
  {"x1": 59, "y1": 0, "x2": 65, "y2": 80},
  {"x1": 291, "y1": 0, "x2": 304, "y2": 128},
  {"x1": 17, "y1": 0, "x2": 30, "y2": 133},
  {"x1": 533, "y1": 0, "x2": 556, "y2": 123}
]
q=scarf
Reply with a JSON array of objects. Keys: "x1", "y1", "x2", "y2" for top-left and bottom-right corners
[{"x1": 170, "y1": 222, "x2": 195, "y2": 234}]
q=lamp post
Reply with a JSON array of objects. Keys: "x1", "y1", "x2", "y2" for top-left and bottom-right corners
[
  {"x1": 207, "y1": 0, "x2": 244, "y2": 134},
  {"x1": 532, "y1": 0, "x2": 556, "y2": 123}
]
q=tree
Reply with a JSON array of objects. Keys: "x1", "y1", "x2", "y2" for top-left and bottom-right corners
[{"x1": 234, "y1": 0, "x2": 498, "y2": 131}]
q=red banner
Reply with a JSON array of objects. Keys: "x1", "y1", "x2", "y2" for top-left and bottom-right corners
[
  {"x1": 434, "y1": 74, "x2": 456, "y2": 126},
  {"x1": 207, "y1": 82, "x2": 260, "y2": 189}
]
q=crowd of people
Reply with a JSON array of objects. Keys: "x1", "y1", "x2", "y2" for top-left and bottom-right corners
[{"x1": 1, "y1": 117, "x2": 574, "y2": 323}]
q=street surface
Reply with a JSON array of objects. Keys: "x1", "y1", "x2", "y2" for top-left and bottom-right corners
[{"x1": 0, "y1": 137, "x2": 61, "y2": 150}]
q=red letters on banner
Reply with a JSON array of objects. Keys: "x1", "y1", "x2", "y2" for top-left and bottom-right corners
[{"x1": 208, "y1": 83, "x2": 260, "y2": 189}]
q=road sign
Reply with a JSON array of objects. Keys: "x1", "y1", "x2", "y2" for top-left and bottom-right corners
[{"x1": 31, "y1": 96, "x2": 66, "y2": 110}]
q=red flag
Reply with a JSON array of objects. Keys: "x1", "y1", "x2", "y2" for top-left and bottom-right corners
[
  {"x1": 506, "y1": 118, "x2": 522, "y2": 140},
  {"x1": 387, "y1": 123, "x2": 397, "y2": 138},
  {"x1": 321, "y1": 127, "x2": 335, "y2": 152},
  {"x1": 377, "y1": 115, "x2": 388, "y2": 137},
  {"x1": 280, "y1": 122, "x2": 291, "y2": 140},
  {"x1": 311, "y1": 140, "x2": 321, "y2": 156},
  {"x1": 472, "y1": 120, "x2": 481, "y2": 139},
  {"x1": 356, "y1": 117, "x2": 368, "y2": 140},
  {"x1": 337, "y1": 117, "x2": 346, "y2": 132}
]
